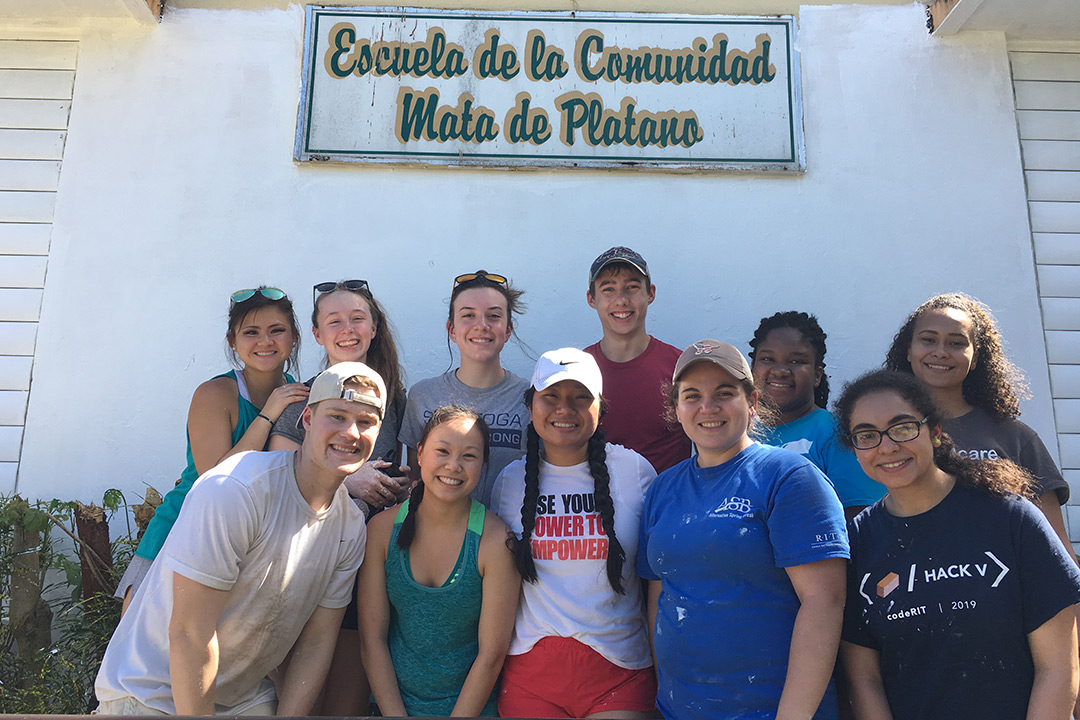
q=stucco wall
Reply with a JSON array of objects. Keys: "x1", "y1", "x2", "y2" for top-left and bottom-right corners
[{"x1": 16, "y1": 3, "x2": 1058, "y2": 502}]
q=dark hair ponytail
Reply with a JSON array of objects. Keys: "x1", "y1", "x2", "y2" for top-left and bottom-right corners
[
  {"x1": 512, "y1": 422, "x2": 542, "y2": 583},
  {"x1": 395, "y1": 481, "x2": 425, "y2": 551},
  {"x1": 587, "y1": 428, "x2": 626, "y2": 594}
]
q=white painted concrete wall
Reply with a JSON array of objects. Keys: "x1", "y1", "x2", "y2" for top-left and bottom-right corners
[{"x1": 14, "y1": 3, "x2": 1062, "y2": 505}]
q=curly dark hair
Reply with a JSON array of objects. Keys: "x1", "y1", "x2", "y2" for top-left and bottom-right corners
[
  {"x1": 834, "y1": 370, "x2": 1035, "y2": 499},
  {"x1": 748, "y1": 310, "x2": 830, "y2": 408},
  {"x1": 396, "y1": 405, "x2": 491, "y2": 551},
  {"x1": 509, "y1": 387, "x2": 626, "y2": 593},
  {"x1": 883, "y1": 293, "x2": 1028, "y2": 421}
]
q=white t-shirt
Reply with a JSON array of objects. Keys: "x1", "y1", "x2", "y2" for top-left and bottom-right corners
[
  {"x1": 490, "y1": 443, "x2": 656, "y2": 669},
  {"x1": 95, "y1": 451, "x2": 366, "y2": 714}
]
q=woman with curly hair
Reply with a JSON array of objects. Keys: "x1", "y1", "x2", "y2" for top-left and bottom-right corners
[
  {"x1": 750, "y1": 311, "x2": 885, "y2": 519},
  {"x1": 490, "y1": 348, "x2": 658, "y2": 718},
  {"x1": 836, "y1": 370, "x2": 1080, "y2": 720},
  {"x1": 883, "y1": 293, "x2": 1072, "y2": 557}
]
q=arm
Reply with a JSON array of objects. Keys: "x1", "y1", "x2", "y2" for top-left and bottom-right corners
[
  {"x1": 169, "y1": 573, "x2": 230, "y2": 715},
  {"x1": 1026, "y1": 604, "x2": 1080, "y2": 720},
  {"x1": 406, "y1": 446, "x2": 420, "y2": 484},
  {"x1": 356, "y1": 512, "x2": 408, "y2": 717},
  {"x1": 777, "y1": 558, "x2": 847, "y2": 720},
  {"x1": 276, "y1": 605, "x2": 348, "y2": 716},
  {"x1": 450, "y1": 515, "x2": 521, "y2": 717},
  {"x1": 647, "y1": 579, "x2": 661, "y2": 669},
  {"x1": 218, "y1": 382, "x2": 309, "y2": 463},
  {"x1": 840, "y1": 641, "x2": 893, "y2": 720}
]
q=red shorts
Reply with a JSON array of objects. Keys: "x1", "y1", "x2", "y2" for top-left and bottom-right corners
[{"x1": 498, "y1": 636, "x2": 657, "y2": 718}]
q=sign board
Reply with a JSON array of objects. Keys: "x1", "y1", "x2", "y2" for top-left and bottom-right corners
[{"x1": 296, "y1": 7, "x2": 804, "y2": 171}]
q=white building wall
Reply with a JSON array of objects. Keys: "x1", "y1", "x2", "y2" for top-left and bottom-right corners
[
  {"x1": 0, "y1": 38, "x2": 76, "y2": 494},
  {"x1": 12, "y1": 4, "x2": 1061, "y2": 504},
  {"x1": 1011, "y1": 45, "x2": 1080, "y2": 537}
]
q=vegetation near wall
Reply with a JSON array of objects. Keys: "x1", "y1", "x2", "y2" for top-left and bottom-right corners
[{"x1": 0, "y1": 489, "x2": 159, "y2": 713}]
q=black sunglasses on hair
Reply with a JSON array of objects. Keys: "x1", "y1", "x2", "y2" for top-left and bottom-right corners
[{"x1": 313, "y1": 280, "x2": 369, "y2": 306}]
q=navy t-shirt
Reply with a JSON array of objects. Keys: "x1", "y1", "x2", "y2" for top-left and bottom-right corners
[
  {"x1": 638, "y1": 442, "x2": 849, "y2": 720},
  {"x1": 843, "y1": 483, "x2": 1080, "y2": 720}
]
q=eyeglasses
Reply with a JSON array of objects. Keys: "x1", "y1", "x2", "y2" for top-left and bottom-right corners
[
  {"x1": 849, "y1": 417, "x2": 930, "y2": 450},
  {"x1": 313, "y1": 280, "x2": 369, "y2": 306},
  {"x1": 453, "y1": 270, "x2": 507, "y2": 289},
  {"x1": 231, "y1": 288, "x2": 286, "y2": 304}
]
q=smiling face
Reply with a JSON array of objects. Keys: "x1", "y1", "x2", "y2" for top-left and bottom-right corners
[
  {"x1": 848, "y1": 390, "x2": 941, "y2": 494},
  {"x1": 907, "y1": 307, "x2": 977, "y2": 393},
  {"x1": 529, "y1": 380, "x2": 601, "y2": 466},
  {"x1": 313, "y1": 291, "x2": 377, "y2": 366},
  {"x1": 229, "y1": 306, "x2": 296, "y2": 374},
  {"x1": 587, "y1": 266, "x2": 655, "y2": 340},
  {"x1": 301, "y1": 394, "x2": 382, "y2": 479},
  {"x1": 417, "y1": 415, "x2": 486, "y2": 503},
  {"x1": 675, "y1": 362, "x2": 756, "y2": 467},
  {"x1": 751, "y1": 326, "x2": 823, "y2": 424},
  {"x1": 448, "y1": 287, "x2": 512, "y2": 365}
]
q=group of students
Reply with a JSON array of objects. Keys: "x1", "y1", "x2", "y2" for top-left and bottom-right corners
[{"x1": 94, "y1": 246, "x2": 1080, "y2": 720}]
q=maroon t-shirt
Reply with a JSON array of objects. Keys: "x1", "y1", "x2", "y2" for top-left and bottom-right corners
[{"x1": 585, "y1": 336, "x2": 692, "y2": 473}]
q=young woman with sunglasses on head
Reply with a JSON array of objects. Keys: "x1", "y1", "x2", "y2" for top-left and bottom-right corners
[
  {"x1": 358, "y1": 406, "x2": 520, "y2": 717},
  {"x1": 835, "y1": 370, "x2": 1080, "y2": 720},
  {"x1": 883, "y1": 293, "x2": 1074, "y2": 569},
  {"x1": 117, "y1": 287, "x2": 308, "y2": 609},
  {"x1": 399, "y1": 270, "x2": 530, "y2": 506},
  {"x1": 267, "y1": 279, "x2": 408, "y2": 715},
  {"x1": 490, "y1": 348, "x2": 658, "y2": 719},
  {"x1": 639, "y1": 340, "x2": 849, "y2": 720},
  {"x1": 749, "y1": 311, "x2": 886, "y2": 521}
]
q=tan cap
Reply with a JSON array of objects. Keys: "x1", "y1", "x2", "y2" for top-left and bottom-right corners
[
  {"x1": 673, "y1": 339, "x2": 752, "y2": 383},
  {"x1": 305, "y1": 362, "x2": 386, "y2": 418}
]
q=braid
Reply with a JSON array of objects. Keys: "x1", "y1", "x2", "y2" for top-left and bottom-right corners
[
  {"x1": 587, "y1": 428, "x2": 626, "y2": 594},
  {"x1": 749, "y1": 310, "x2": 831, "y2": 407},
  {"x1": 513, "y1": 423, "x2": 542, "y2": 583},
  {"x1": 395, "y1": 482, "x2": 424, "y2": 551}
]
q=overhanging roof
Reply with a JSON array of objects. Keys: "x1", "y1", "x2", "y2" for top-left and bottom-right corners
[{"x1": 930, "y1": 0, "x2": 1080, "y2": 41}]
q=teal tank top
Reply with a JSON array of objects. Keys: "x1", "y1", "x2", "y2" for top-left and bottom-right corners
[
  {"x1": 386, "y1": 499, "x2": 497, "y2": 717},
  {"x1": 135, "y1": 370, "x2": 293, "y2": 561}
]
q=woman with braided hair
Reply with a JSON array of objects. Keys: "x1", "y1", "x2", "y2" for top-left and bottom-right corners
[
  {"x1": 749, "y1": 310, "x2": 885, "y2": 519},
  {"x1": 490, "y1": 348, "x2": 658, "y2": 719},
  {"x1": 638, "y1": 339, "x2": 849, "y2": 720}
]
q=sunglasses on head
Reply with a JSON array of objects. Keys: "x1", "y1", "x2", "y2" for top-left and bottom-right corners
[
  {"x1": 231, "y1": 288, "x2": 286, "y2": 304},
  {"x1": 313, "y1": 279, "x2": 369, "y2": 306},
  {"x1": 453, "y1": 270, "x2": 508, "y2": 289}
]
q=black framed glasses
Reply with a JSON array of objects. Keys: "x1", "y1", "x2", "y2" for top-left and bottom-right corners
[
  {"x1": 849, "y1": 417, "x2": 930, "y2": 450},
  {"x1": 313, "y1": 280, "x2": 369, "y2": 306},
  {"x1": 231, "y1": 287, "x2": 286, "y2": 304},
  {"x1": 453, "y1": 270, "x2": 507, "y2": 289}
]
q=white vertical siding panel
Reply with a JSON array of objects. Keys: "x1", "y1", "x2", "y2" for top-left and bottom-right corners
[
  {"x1": 0, "y1": 129, "x2": 65, "y2": 160},
  {"x1": 1061, "y1": 434, "x2": 1080, "y2": 469},
  {"x1": 1026, "y1": 171, "x2": 1080, "y2": 201},
  {"x1": 0, "y1": 255, "x2": 47, "y2": 288},
  {"x1": 1023, "y1": 141, "x2": 1080, "y2": 171},
  {"x1": 1051, "y1": 365, "x2": 1080, "y2": 398},
  {"x1": 0, "y1": 41, "x2": 77, "y2": 71},
  {"x1": 0, "y1": 288, "x2": 42, "y2": 322},
  {"x1": 0, "y1": 322, "x2": 36, "y2": 355},
  {"x1": 1031, "y1": 201, "x2": 1080, "y2": 233},
  {"x1": 0, "y1": 426, "x2": 22, "y2": 462},
  {"x1": 0, "y1": 223, "x2": 51, "y2": 255},
  {"x1": 1010, "y1": 52, "x2": 1080, "y2": 82},
  {"x1": 1018, "y1": 111, "x2": 1080, "y2": 141},
  {"x1": 0, "y1": 462, "x2": 15, "y2": 494},
  {"x1": 0, "y1": 191, "x2": 55, "y2": 223},
  {"x1": 1015, "y1": 81, "x2": 1080, "y2": 110},
  {"x1": 1038, "y1": 265, "x2": 1080, "y2": 297},
  {"x1": 0, "y1": 390, "x2": 28, "y2": 425},
  {"x1": 1056, "y1": 400, "x2": 1080, "y2": 433},
  {"x1": 0, "y1": 356, "x2": 32, "y2": 392},
  {"x1": 0, "y1": 160, "x2": 60, "y2": 191},
  {"x1": 0, "y1": 99, "x2": 70, "y2": 130}
]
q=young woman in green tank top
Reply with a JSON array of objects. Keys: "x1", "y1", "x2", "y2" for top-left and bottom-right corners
[{"x1": 358, "y1": 406, "x2": 521, "y2": 717}]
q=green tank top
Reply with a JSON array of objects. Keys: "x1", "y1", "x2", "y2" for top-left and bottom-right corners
[
  {"x1": 385, "y1": 498, "x2": 497, "y2": 717},
  {"x1": 135, "y1": 370, "x2": 293, "y2": 561}
]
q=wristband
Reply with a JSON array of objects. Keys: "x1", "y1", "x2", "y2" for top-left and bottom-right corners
[{"x1": 257, "y1": 412, "x2": 272, "y2": 425}]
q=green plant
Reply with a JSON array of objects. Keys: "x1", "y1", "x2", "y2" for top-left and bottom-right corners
[{"x1": 0, "y1": 491, "x2": 136, "y2": 713}]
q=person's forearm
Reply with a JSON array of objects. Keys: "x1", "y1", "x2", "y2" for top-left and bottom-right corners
[
  {"x1": 361, "y1": 641, "x2": 408, "y2": 716},
  {"x1": 777, "y1": 597, "x2": 843, "y2": 720},
  {"x1": 450, "y1": 651, "x2": 505, "y2": 717},
  {"x1": 169, "y1": 630, "x2": 218, "y2": 715}
]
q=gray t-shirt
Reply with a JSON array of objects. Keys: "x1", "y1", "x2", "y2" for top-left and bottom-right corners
[
  {"x1": 943, "y1": 407, "x2": 1070, "y2": 503},
  {"x1": 399, "y1": 369, "x2": 529, "y2": 506},
  {"x1": 272, "y1": 378, "x2": 405, "y2": 467}
]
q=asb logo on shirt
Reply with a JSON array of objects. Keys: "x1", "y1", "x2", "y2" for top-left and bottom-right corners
[{"x1": 709, "y1": 496, "x2": 753, "y2": 519}]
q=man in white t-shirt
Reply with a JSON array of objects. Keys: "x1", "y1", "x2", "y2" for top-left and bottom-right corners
[{"x1": 95, "y1": 362, "x2": 385, "y2": 716}]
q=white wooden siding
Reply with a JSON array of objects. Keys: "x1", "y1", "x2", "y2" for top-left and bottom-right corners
[
  {"x1": 0, "y1": 40, "x2": 75, "y2": 495},
  {"x1": 1012, "y1": 48, "x2": 1080, "y2": 540}
]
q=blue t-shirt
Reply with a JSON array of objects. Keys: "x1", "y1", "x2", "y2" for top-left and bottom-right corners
[
  {"x1": 760, "y1": 408, "x2": 885, "y2": 509},
  {"x1": 638, "y1": 442, "x2": 849, "y2": 720},
  {"x1": 843, "y1": 484, "x2": 1080, "y2": 720}
]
